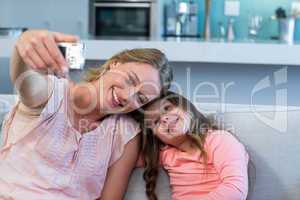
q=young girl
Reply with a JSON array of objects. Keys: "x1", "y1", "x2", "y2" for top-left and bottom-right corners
[
  {"x1": 0, "y1": 30, "x2": 172, "y2": 199},
  {"x1": 140, "y1": 91, "x2": 249, "y2": 200}
]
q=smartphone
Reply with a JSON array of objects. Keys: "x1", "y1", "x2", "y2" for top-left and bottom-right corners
[{"x1": 58, "y1": 42, "x2": 85, "y2": 70}]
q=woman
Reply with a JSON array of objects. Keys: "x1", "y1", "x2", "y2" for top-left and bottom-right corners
[
  {"x1": 139, "y1": 91, "x2": 249, "y2": 200},
  {"x1": 0, "y1": 30, "x2": 172, "y2": 199}
]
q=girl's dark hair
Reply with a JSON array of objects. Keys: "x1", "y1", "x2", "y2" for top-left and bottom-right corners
[{"x1": 133, "y1": 91, "x2": 254, "y2": 200}]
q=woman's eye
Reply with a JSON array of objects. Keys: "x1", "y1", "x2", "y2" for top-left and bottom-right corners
[
  {"x1": 138, "y1": 93, "x2": 147, "y2": 104},
  {"x1": 126, "y1": 73, "x2": 137, "y2": 86},
  {"x1": 126, "y1": 76, "x2": 135, "y2": 85}
]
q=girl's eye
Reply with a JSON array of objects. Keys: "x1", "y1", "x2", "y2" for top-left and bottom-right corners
[{"x1": 164, "y1": 104, "x2": 172, "y2": 111}]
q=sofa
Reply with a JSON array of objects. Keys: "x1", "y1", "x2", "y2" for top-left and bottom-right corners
[
  {"x1": 125, "y1": 103, "x2": 300, "y2": 200},
  {"x1": 1, "y1": 95, "x2": 299, "y2": 200}
]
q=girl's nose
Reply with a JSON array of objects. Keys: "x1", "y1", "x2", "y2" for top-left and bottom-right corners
[{"x1": 161, "y1": 114, "x2": 178, "y2": 125}]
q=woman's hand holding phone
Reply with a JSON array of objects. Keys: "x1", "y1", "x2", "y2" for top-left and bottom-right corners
[{"x1": 15, "y1": 30, "x2": 79, "y2": 77}]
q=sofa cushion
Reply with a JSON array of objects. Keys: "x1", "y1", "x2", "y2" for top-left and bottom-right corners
[
  {"x1": 222, "y1": 109, "x2": 300, "y2": 200},
  {"x1": 0, "y1": 95, "x2": 16, "y2": 145},
  {"x1": 0, "y1": 95, "x2": 14, "y2": 122}
]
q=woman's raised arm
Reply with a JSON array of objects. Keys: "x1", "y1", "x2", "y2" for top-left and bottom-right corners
[{"x1": 10, "y1": 30, "x2": 78, "y2": 108}]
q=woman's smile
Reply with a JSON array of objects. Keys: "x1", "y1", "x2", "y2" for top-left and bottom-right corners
[
  {"x1": 111, "y1": 86, "x2": 122, "y2": 108},
  {"x1": 99, "y1": 62, "x2": 162, "y2": 114}
]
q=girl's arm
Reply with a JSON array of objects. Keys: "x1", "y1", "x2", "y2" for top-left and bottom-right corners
[
  {"x1": 98, "y1": 134, "x2": 140, "y2": 200},
  {"x1": 201, "y1": 132, "x2": 249, "y2": 200}
]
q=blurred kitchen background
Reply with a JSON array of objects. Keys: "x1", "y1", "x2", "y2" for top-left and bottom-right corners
[
  {"x1": 0, "y1": 0, "x2": 300, "y2": 107},
  {"x1": 1, "y1": 2, "x2": 300, "y2": 200},
  {"x1": 1, "y1": 0, "x2": 300, "y2": 41}
]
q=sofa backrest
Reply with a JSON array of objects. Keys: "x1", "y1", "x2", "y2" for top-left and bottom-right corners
[
  {"x1": 125, "y1": 105, "x2": 300, "y2": 200},
  {"x1": 221, "y1": 109, "x2": 300, "y2": 200}
]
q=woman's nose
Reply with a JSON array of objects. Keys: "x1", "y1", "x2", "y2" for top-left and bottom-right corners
[{"x1": 119, "y1": 86, "x2": 137, "y2": 105}]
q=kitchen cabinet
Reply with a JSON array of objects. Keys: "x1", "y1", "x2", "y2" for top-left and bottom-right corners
[{"x1": 0, "y1": 0, "x2": 89, "y2": 37}]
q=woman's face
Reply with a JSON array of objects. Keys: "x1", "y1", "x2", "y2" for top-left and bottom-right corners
[
  {"x1": 144, "y1": 99, "x2": 192, "y2": 146},
  {"x1": 96, "y1": 62, "x2": 162, "y2": 114}
]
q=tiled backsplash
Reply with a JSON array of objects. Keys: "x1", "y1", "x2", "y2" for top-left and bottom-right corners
[
  {"x1": 164, "y1": 0, "x2": 298, "y2": 41},
  {"x1": 1, "y1": 0, "x2": 298, "y2": 41}
]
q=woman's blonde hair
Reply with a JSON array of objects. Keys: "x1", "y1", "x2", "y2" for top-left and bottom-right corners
[{"x1": 84, "y1": 48, "x2": 173, "y2": 94}]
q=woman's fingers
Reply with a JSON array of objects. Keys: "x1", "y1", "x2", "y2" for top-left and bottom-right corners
[
  {"x1": 52, "y1": 32, "x2": 79, "y2": 43},
  {"x1": 44, "y1": 35, "x2": 68, "y2": 71},
  {"x1": 22, "y1": 56, "x2": 37, "y2": 70},
  {"x1": 16, "y1": 31, "x2": 51, "y2": 72},
  {"x1": 27, "y1": 47, "x2": 47, "y2": 70},
  {"x1": 31, "y1": 37, "x2": 61, "y2": 73},
  {"x1": 16, "y1": 41, "x2": 42, "y2": 70},
  {"x1": 52, "y1": 32, "x2": 79, "y2": 73}
]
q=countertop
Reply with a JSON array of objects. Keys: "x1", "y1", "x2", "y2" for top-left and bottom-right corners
[{"x1": 1, "y1": 37, "x2": 300, "y2": 65}]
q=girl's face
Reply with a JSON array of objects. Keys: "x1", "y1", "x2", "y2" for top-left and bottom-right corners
[
  {"x1": 95, "y1": 62, "x2": 162, "y2": 114},
  {"x1": 144, "y1": 99, "x2": 192, "y2": 146}
]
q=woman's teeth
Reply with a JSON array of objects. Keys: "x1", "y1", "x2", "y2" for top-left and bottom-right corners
[{"x1": 112, "y1": 87, "x2": 121, "y2": 106}]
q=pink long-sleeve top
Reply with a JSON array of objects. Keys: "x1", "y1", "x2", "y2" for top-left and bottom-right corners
[
  {"x1": 0, "y1": 75, "x2": 140, "y2": 200},
  {"x1": 160, "y1": 130, "x2": 249, "y2": 200}
]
